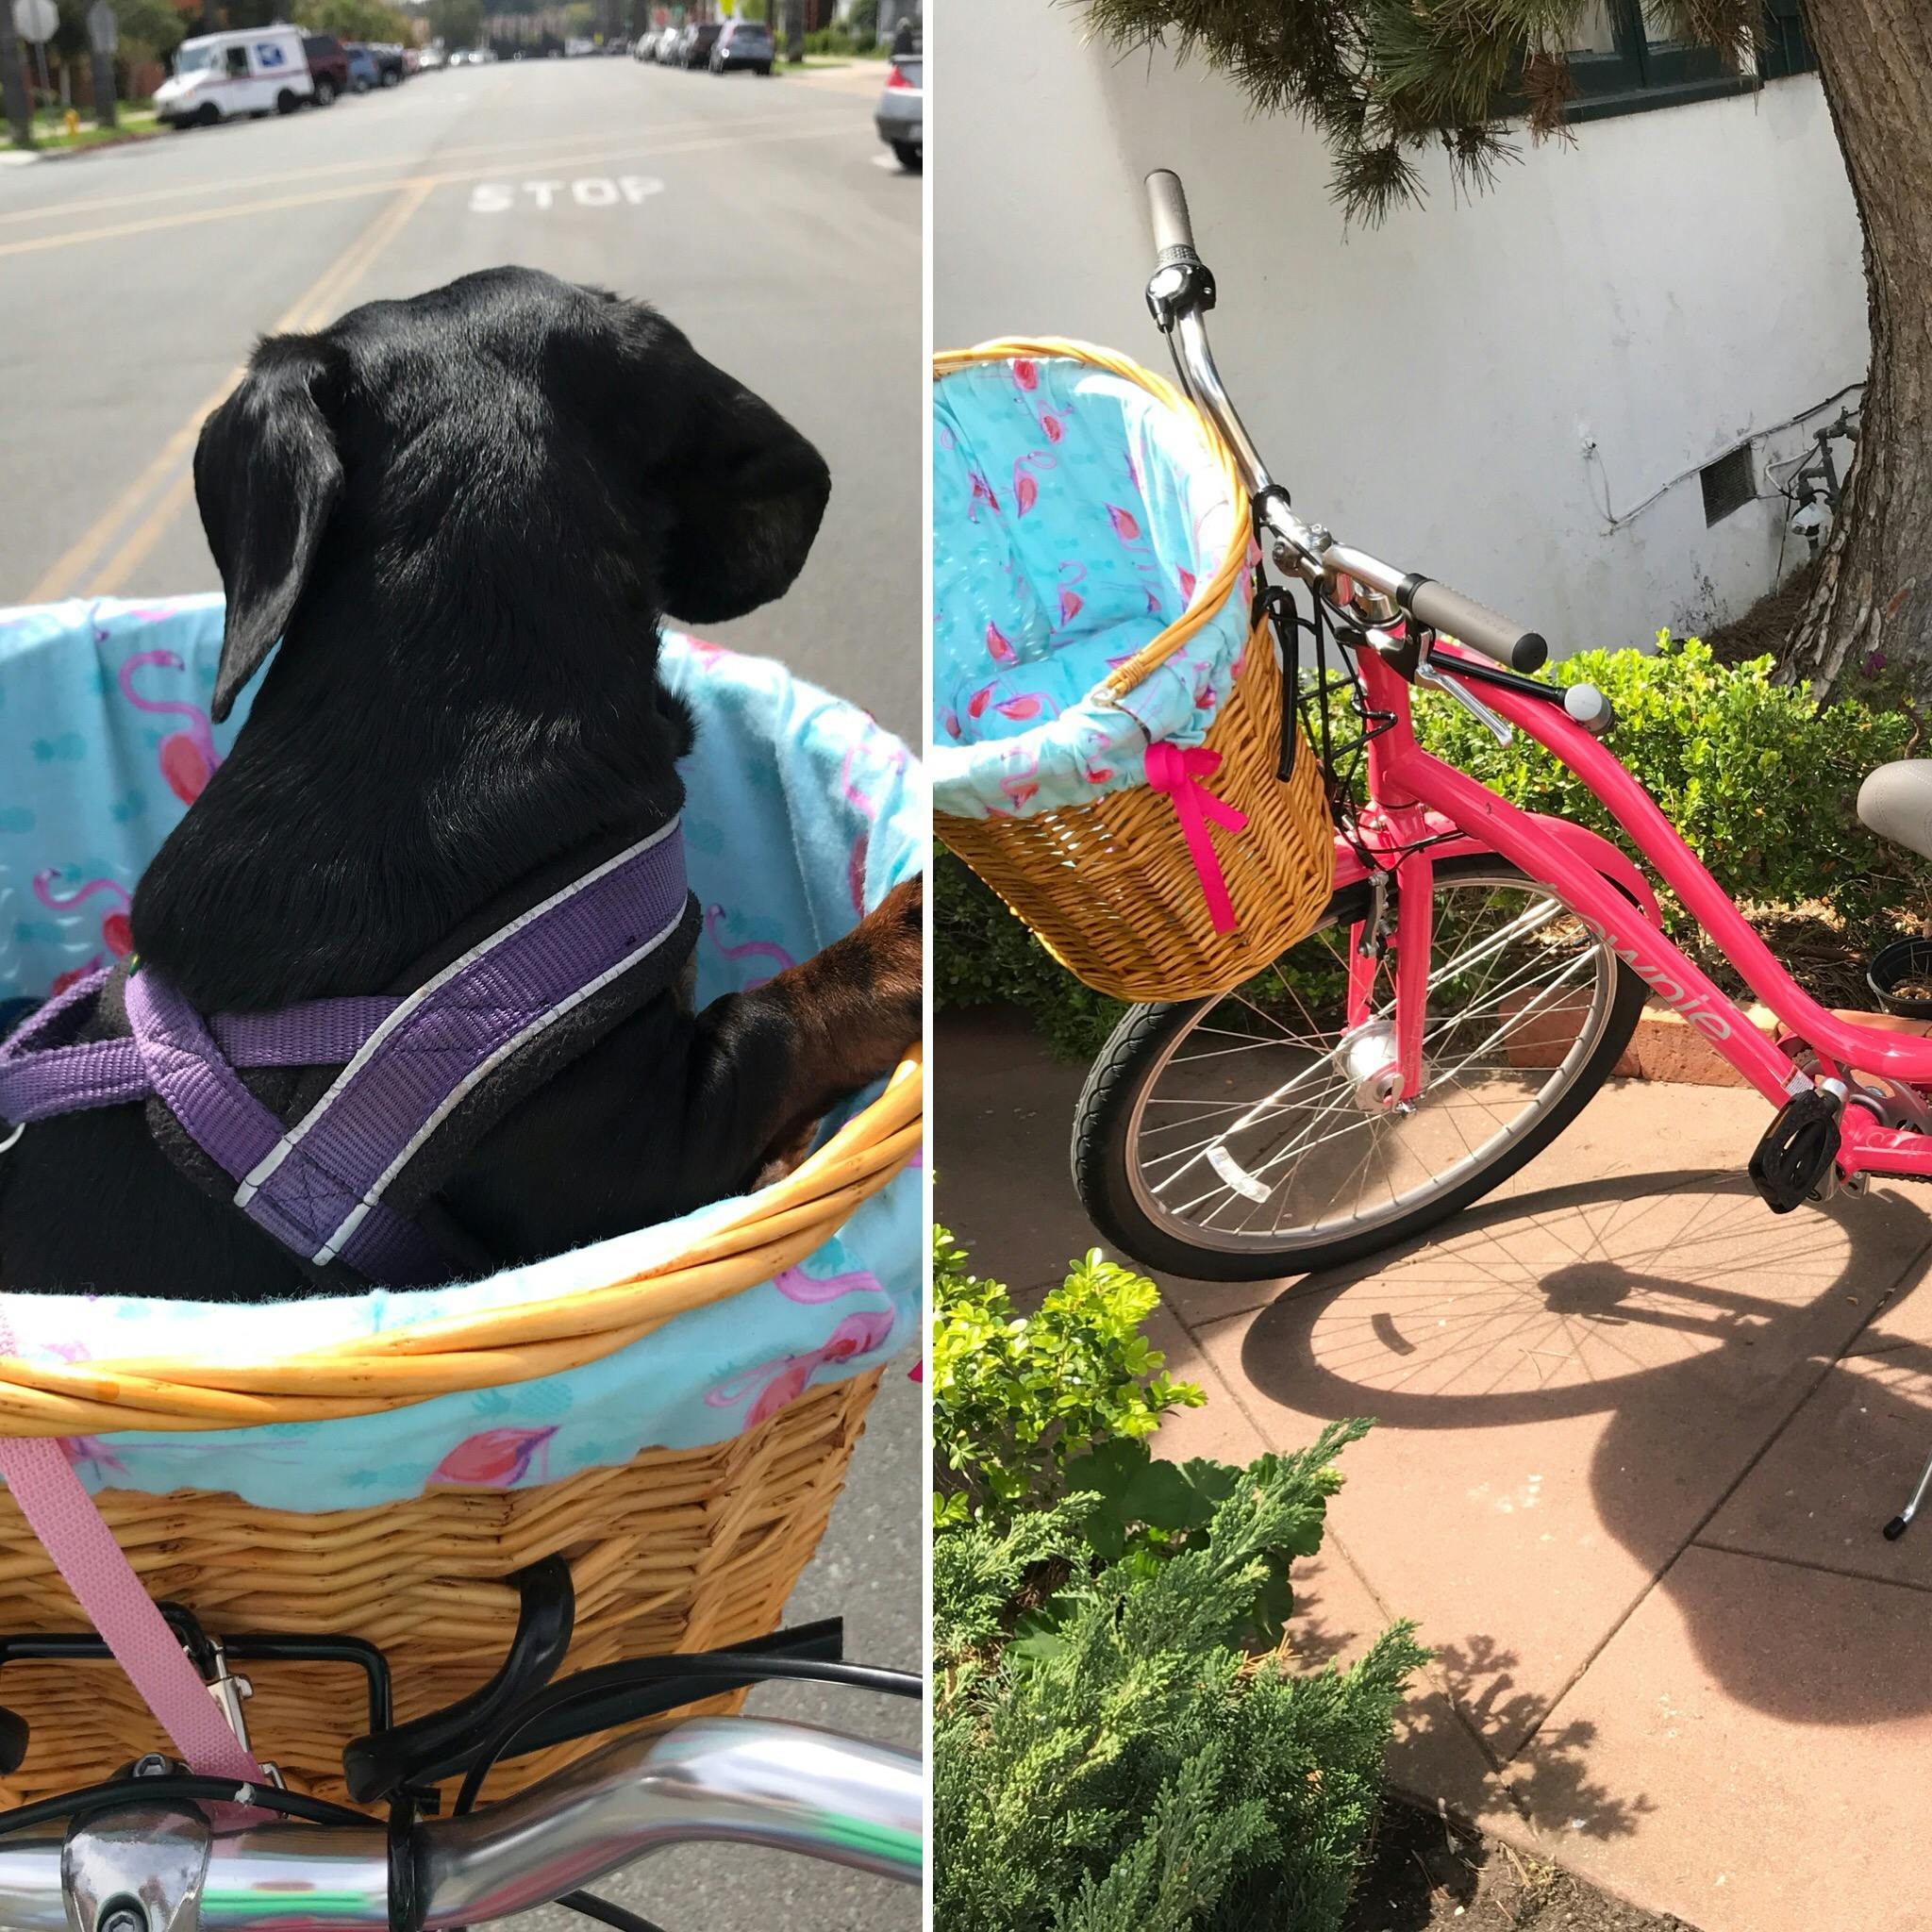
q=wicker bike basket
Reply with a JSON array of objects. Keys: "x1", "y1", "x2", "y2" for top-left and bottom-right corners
[
  {"x1": 0, "y1": 603, "x2": 922, "y2": 1810},
  {"x1": 932, "y1": 340, "x2": 1334, "y2": 1003}
]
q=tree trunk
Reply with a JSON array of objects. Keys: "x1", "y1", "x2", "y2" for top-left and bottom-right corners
[{"x1": 1780, "y1": 1, "x2": 1932, "y2": 696}]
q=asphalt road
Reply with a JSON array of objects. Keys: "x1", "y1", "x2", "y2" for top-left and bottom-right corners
[
  {"x1": 0, "y1": 54, "x2": 921, "y2": 740},
  {"x1": 0, "y1": 57, "x2": 922, "y2": 1932}
]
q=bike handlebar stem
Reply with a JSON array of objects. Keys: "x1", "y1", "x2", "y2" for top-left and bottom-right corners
[{"x1": 0, "y1": 1717, "x2": 922, "y2": 1932}]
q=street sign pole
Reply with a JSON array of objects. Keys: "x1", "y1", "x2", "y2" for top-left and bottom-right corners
[
  {"x1": 0, "y1": 16, "x2": 30, "y2": 149},
  {"x1": 86, "y1": 0, "x2": 116, "y2": 130},
  {"x1": 8, "y1": 0, "x2": 58, "y2": 144}
]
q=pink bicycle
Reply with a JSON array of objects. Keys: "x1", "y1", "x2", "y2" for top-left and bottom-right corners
[{"x1": 1074, "y1": 175, "x2": 1932, "y2": 1502}]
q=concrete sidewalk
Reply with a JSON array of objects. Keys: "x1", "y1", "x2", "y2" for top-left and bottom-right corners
[{"x1": 939, "y1": 1006, "x2": 1932, "y2": 1932}]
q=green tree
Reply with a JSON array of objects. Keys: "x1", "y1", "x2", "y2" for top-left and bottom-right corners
[{"x1": 1074, "y1": 1, "x2": 1932, "y2": 702}]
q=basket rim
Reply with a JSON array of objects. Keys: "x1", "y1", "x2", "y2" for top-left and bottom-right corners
[
  {"x1": 933, "y1": 337, "x2": 1251, "y2": 705},
  {"x1": 0, "y1": 1049, "x2": 922, "y2": 1438}
]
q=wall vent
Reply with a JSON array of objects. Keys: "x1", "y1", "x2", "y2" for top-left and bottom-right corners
[{"x1": 1701, "y1": 443, "x2": 1756, "y2": 526}]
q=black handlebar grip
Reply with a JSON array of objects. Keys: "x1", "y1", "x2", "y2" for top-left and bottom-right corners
[
  {"x1": 1399, "y1": 575, "x2": 1548, "y2": 674},
  {"x1": 1146, "y1": 169, "x2": 1201, "y2": 266}
]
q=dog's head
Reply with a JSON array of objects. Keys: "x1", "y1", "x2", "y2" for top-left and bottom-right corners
[{"x1": 192, "y1": 268, "x2": 830, "y2": 722}]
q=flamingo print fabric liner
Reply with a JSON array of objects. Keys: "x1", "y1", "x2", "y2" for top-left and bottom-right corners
[
  {"x1": 931, "y1": 355, "x2": 1250, "y2": 820},
  {"x1": 0, "y1": 595, "x2": 923, "y2": 1508}
]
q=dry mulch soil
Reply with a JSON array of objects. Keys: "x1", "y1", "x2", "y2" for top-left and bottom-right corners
[{"x1": 1344, "y1": 1798, "x2": 1700, "y2": 1932}]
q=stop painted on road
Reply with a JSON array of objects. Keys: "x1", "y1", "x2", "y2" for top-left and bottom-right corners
[{"x1": 468, "y1": 177, "x2": 667, "y2": 212}]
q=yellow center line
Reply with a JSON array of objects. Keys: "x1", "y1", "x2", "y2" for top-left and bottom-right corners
[
  {"x1": 28, "y1": 179, "x2": 435, "y2": 603},
  {"x1": 23, "y1": 115, "x2": 860, "y2": 601},
  {"x1": 0, "y1": 108, "x2": 854, "y2": 230}
]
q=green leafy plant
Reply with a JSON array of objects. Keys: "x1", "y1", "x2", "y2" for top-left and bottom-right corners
[
  {"x1": 938, "y1": 638, "x2": 1932, "y2": 1053},
  {"x1": 935, "y1": 1420, "x2": 1426, "y2": 1932},
  {"x1": 932, "y1": 1226, "x2": 1204, "y2": 1527},
  {"x1": 1408, "y1": 636, "x2": 1932, "y2": 939}
]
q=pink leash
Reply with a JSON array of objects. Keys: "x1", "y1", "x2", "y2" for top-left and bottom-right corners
[
  {"x1": 1145, "y1": 741, "x2": 1248, "y2": 934},
  {"x1": 0, "y1": 1316, "x2": 263, "y2": 1779}
]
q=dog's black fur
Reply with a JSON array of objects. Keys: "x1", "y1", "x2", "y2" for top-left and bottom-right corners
[{"x1": 0, "y1": 267, "x2": 922, "y2": 1301}]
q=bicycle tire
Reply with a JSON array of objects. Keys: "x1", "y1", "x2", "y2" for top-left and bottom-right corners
[{"x1": 1072, "y1": 858, "x2": 1648, "y2": 1282}]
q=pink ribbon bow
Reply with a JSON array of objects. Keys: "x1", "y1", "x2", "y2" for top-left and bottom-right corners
[{"x1": 1144, "y1": 741, "x2": 1247, "y2": 934}]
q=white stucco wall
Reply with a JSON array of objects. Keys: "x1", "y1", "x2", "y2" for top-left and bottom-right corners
[{"x1": 934, "y1": 0, "x2": 1869, "y2": 654}]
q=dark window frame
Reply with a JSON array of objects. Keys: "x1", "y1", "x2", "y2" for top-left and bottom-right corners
[{"x1": 1551, "y1": 0, "x2": 1819, "y2": 125}]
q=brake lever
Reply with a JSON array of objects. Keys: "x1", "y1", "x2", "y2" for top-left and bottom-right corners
[{"x1": 1415, "y1": 656, "x2": 1515, "y2": 747}]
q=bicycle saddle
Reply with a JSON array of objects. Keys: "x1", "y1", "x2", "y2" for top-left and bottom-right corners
[{"x1": 1858, "y1": 760, "x2": 1932, "y2": 859}]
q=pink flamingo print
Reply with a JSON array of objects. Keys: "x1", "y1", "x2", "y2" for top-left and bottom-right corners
[
  {"x1": 985, "y1": 621, "x2": 1018, "y2": 667},
  {"x1": 120, "y1": 650, "x2": 219, "y2": 806},
  {"x1": 707, "y1": 905, "x2": 795, "y2": 989},
  {"x1": 1108, "y1": 504, "x2": 1142, "y2": 544},
  {"x1": 1012, "y1": 358, "x2": 1039, "y2": 392},
  {"x1": 1013, "y1": 465, "x2": 1039, "y2": 517},
  {"x1": 1178, "y1": 567, "x2": 1198, "y2": 605},
  {"x1": 839, "y1": 735, "x2": 909, "y2": 916},
  {"x1": 940, "y1": 708, "x2": 962, "y2": 741},
  {"x1": 429, "y1": 1424, "x2": 558, "y2": 1488},
  {"x1": 34, "y1": 872, "x2": 131, "y2": 959},
  {"x1": 1057, "y1": 561, "x2": 1087, "y2": 627},
  {"x1": 967, "y1": 471, "x2": 1000, "y2": 519},
  {"x1": 967, "y1": 684, "x2": 996, "y2": 721},
  {"x1": 774, "y1": 1265, "x2": 884, "y2": 1304},
  {"x1": 59, "y1": 1437, "x2": 128, "y2": 1481},
  {"x1": 705, "y1": 1308, "x2": 895, "y2": 1430},
  {"x1": 995, "y1": 695, "x2": 1052, "y2": 724}
]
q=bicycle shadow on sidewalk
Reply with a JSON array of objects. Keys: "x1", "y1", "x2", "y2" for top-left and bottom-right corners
[{"x1": 1231, "y1": 1164, "x2": 1932, "y2": 1819}]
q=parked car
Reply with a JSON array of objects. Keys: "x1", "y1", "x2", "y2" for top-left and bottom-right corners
[
  {"x1": 299, "y1": 30, "x2": 349, "y2": 103},
  {"x1": 678, "y1": 22, "x2": 721, "y2": 65},
  {"x1": 418, "y1": 43, "x2": 445, "y2": 68},
  {"x1": 155, "y1": 25, "x2": 315, "y2": 125},
  {"x1": 633, "y1": 29, "x2": 657, "y2": 58},
  {"x1": 874, "y1": 43, "x2": 921, "y2": 169},
  {"x1": 369, "y1": 42, "x2": 408, "y2": 84},
  {"x1": 657, "y1": 28, "x2": 686, "y2": 61},
  {"x1": 343, "y1": 41, "x2": 379, "y2": 90},
  {"x1": 709, "y1": 20, "x2": 772, "y2": 73}
]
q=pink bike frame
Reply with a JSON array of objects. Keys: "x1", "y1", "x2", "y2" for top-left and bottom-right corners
[{"x1": 1332, "y1": 634, "x2": 1932, "y2": 1185}]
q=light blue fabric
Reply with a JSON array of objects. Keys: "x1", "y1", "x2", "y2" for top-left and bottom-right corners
[
  {"x1": 931, "y1": 354, "x2": 1252, "y2": 820},
  {"x1": 0, "y1": 596, "x2": 924, "y2": 1507}
]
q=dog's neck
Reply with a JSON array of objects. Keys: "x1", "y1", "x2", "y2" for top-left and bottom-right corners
[{"x1": 129, "y1": 589, "x2": 691, "y2": 1013}]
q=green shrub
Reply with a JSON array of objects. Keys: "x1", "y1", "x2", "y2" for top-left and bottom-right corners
[
  {"x1": 936, "y1": 851, "x2": 1124, "y2": 1058},
  {"x1": 1410, "y1": 636, "x2": 1932, "y2": 939},
  {"x1": 803, "y1": 24, "x2": 857, "y2": 53},
  {"x1": 934, "y1": 1421, "x2": 1427, "y2": 1932},
  {"x1": 938, "y1": 637, "x2": 1932, "y2": 1053},
  {"x1": 932, "y1": 1225, "x2": 1203, "y2": 1528}
]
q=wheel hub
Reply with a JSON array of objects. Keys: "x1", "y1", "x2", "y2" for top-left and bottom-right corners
[{"x1": 1336, "y1": 1018, "x2": 1416, "y2": 1112}]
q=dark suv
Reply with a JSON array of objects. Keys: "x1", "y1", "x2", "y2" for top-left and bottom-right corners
[
  {"x1": 709, "y1": 20, "x2": 772, "y2": 73},
  {"x1": 301, "y1": 31, "x2": 348, "y2": 103}
]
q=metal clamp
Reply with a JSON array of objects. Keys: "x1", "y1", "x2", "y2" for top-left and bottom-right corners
[
  {"x1": 61, "y1": 1804, "x2": 210, "y2": 1932},
  {"x1": 202, "y1": 1635, "x2": 281, "y2": 1789}
]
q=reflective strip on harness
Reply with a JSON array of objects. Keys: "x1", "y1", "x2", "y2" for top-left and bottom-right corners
[{"x1": 1, "y1": 818, "x2": 696, "y2": 1286}]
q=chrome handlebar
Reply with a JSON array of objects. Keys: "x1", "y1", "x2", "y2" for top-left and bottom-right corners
[
  {"x1": 1142, "y1": 169, "x2": 1552, "y2": 678},
  {"x1": 0, "y1": 1716, "x2": 922, "y2": 1932}
]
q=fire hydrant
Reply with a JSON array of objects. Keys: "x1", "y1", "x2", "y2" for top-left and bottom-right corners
[{"x1": 63, "y1": 108, "x2": 78, "y2": 135}]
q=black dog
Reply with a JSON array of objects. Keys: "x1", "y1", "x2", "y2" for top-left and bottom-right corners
[{"x1": 0, "y1": 268, "x2": 921, "y2": 1301}]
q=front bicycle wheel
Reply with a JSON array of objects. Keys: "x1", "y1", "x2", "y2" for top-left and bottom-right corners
[{"x1": 1073, "y1": 858, "x2": 1647, "y2": 1281}]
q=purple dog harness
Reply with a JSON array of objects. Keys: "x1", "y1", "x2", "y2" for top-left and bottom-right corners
[{"x1": 0, "y1": 819, "x2": 698, "y2": 1287}]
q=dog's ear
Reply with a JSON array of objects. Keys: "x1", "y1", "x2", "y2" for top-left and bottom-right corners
[
  {"x1": 603, "y1": 306, "x2": 831, "y2": 625},
  {"x1": 194, "y1": 336, "x2": 343, "y2": 722}
]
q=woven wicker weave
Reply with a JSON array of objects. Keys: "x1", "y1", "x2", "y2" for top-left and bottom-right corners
[
  {"x1": 934, "y1": 340, "x2": 1333, "y2": 1002},
  {"x1": 0, "y1": 1048, "x2": 918, "y2": 1807},
  {"x1": 0, "y1": 1369, "x2": 880, "y2": 1809}
]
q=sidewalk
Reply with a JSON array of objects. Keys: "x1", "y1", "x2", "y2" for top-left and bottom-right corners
[{"x1": 939, "y1": 1005, "x2": 1932, "y2": 1932}]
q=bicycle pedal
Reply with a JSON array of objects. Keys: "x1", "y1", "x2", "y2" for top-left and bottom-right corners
[{"x1": 1748, "y1": 1087, "x2": 1843, "y2": 1213}]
